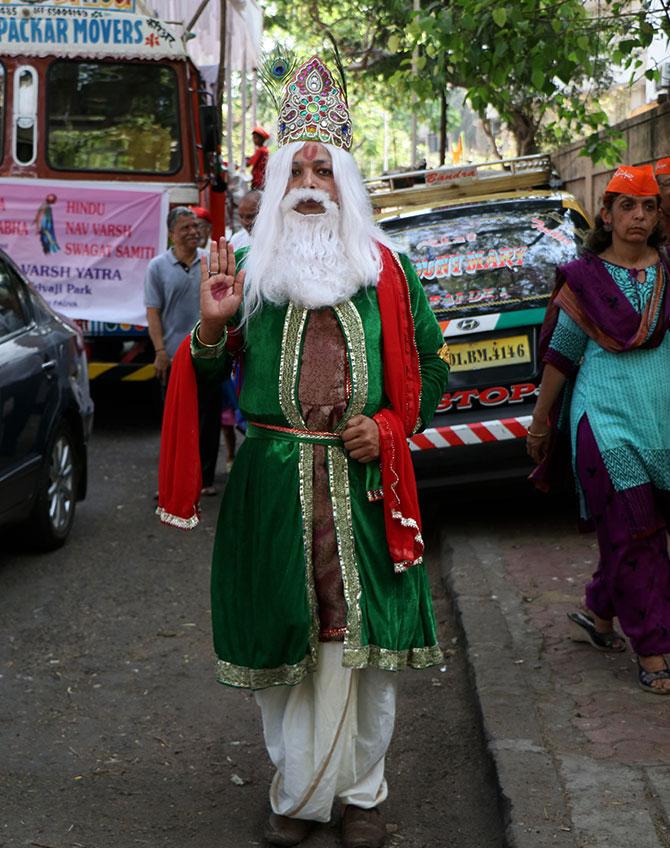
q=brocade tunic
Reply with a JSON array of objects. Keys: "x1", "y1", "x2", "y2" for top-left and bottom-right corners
[
  {"x1": 192, "y1": 253, "x2": 449, "y2": 689},
  {"x1": 299, "y1": 308, "x2": 348, "y2": 640}
]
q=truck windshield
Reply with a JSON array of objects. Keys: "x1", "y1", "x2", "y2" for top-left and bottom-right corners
[
  {"x1": 46, "y1": 61, "x2": 181, "y2": 175},
  {"x1": 381, "y1": 200, "x2": 589, "y2": 317}
]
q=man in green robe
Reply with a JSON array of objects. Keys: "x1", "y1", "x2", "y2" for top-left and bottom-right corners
[{"x1": 158, "y1": 57, "x2": 449, "y2": 848}]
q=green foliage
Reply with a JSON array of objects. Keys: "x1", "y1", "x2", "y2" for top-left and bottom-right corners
[
  {"x1": 404, "y1": 0, "x2": 670, "y2": 158},
  {"x1": 264, "y1": 0, "x2": 670, "y2": 164},
  {"x1": 580, "y1": 129, "x2": 628, "y2": 168}
]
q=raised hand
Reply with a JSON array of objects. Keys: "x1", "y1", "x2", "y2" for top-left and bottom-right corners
[{"x1": 199, "y1": 238, "x2": 245, "y2": 343}]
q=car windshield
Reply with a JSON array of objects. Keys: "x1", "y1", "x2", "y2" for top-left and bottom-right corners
[{"x1": 381, "y1": 199, "x2": 589, "y2": 317}]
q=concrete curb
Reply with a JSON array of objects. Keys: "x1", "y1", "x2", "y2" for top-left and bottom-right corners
[{"x1": 440, "y1": 530, "x2": 577, "y2": 848}]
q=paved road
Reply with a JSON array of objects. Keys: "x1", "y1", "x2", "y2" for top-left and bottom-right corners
[
  {"x1": 0, "y1": 387, "x2": 503, "y2": 848},
  {"x1": 442, "y1": 487, "x2": 670, "y2": 848}
]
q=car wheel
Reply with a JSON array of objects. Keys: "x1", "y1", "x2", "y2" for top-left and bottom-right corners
[{"x1": 27, "y1": 421, "x2": 80, "y2": 550}]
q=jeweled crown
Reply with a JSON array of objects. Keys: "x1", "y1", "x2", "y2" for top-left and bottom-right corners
[{"x1": 277, "y1": 56, "x2": 352, "y2": 151}]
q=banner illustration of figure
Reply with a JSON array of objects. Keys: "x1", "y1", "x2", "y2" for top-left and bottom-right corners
[{"x1": 34, "y1": 193, "x2": 60, "y2": 254}]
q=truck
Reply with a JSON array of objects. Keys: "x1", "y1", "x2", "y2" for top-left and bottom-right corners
[{"x1": 0, "y1": 0, "x2": 259, "y2": 383}]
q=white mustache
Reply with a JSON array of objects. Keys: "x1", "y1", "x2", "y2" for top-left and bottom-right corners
[{"x1": 280, "y1": 187, "x2": 335, "y2": 213}]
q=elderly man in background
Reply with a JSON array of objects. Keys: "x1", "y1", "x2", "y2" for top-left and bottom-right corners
[
  {"x1": 230, "y1": 190, "x2": 261, "y2": 251},
  {"x1": 157, "y1": 58, "x2": 450, "y2": 847},
  {"x1": 145, "y1": 206, "x2": 221, "y2": 496},
  {"x1": 190, "y1": 205, "x2": 213, "y2": 248}
]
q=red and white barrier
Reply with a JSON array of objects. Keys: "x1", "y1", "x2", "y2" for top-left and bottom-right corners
[{"x1": 408, "y1": 415, "x2": 532, "y2": 450}]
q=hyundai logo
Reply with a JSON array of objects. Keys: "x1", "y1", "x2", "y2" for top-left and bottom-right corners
[{"x1": 456, "y1": 318, "x2": 480, "y2": 331}]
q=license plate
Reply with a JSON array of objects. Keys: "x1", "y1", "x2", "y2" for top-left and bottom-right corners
[{"x1": 448, "y1": 335, "x2": 531, "y2": 372}]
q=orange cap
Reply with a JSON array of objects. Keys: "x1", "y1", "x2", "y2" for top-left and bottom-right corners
[
  {"x1": 656, "y1": 157, "x2": 670, "y2": 176},
  {"x1": 605, "y1": 164, "x2": 659, "y2": 196},
  {"x1": 190, "y1": 205, "x2": 212, "y2": 223},
  {"x1": 251, "y1": 126, "x2": 270, "y2": 140}
]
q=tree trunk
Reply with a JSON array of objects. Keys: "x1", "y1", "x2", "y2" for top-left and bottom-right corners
[
  {"x1": 509, "y1": 110, "x2": 540, "y2": 157},
  {"x1": 481, "y1": 116, "x2": 502, "y2": 160}
]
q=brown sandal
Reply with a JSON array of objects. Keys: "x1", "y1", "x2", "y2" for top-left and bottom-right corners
[
  {"x1": 341, "y1": 805, "x2": 386, "y2": 848},
  {"x1": 264, "y1": 813, "x2": 314, "y2": 846}
]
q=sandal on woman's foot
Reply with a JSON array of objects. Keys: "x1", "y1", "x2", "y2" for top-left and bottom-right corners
[
  {"x1": 638, "y1": 660, "x2": 670, "y2": 695},
  {"x1": 567, "y1": 611, "x2": 626, "y2": 652}
]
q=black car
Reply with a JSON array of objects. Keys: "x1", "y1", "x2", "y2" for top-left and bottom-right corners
[
  {"x1": 377, "y1": 180, "x2": 590, "y2": 489},
  {"x1": 0, "y1": 249, "x2": 93, "y2": 549}
]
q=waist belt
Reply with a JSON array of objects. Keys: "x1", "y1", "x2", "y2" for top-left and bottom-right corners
[{"x1": 246, "y1": 421, "x2": 342, "y2": 447}]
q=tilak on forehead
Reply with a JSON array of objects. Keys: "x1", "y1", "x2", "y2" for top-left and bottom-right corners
[
  {"x1": 276, "y1": 56, "x2": 352, "y2": 151},
  {"x1": 301, "y1": 142, "x2": 320, "y2": 160}
]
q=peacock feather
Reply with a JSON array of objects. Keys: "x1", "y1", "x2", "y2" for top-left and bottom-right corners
[{"x1": 258, "y1": 46, "x2": 299, "y2": 109}]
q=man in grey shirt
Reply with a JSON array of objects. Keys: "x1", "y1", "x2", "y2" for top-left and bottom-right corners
[{"x1": 144, "y1": 207, "x2": 221, "y2": 494}]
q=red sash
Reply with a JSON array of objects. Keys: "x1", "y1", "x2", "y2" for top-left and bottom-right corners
[{"x1": 373, "y1": 245, "x2": 424, "y2": 571}]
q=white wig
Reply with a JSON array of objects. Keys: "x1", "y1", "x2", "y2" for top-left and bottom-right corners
[{"x1": 242, "y1": 141, "x2": 395, "y2": 322}]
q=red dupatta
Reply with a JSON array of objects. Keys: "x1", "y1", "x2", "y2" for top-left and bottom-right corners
[
  {"x1": 155, "y1": 338, "x2": 202, "y2": 529},
  {"x1": 373, "y1": 245, "x2": 424, "y2": 572}
]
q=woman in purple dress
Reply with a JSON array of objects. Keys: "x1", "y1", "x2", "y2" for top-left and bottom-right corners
[{"x1": 528, "y1": 165, "x2": 670, "y2": 694}]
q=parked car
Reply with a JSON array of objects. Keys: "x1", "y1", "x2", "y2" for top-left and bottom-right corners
[
  {"x1": 373, "y1": 157, "x2": 591, "y2": 489},
  {"x1": 0, "y1": 249, "x2": 93, "y2": 549}
]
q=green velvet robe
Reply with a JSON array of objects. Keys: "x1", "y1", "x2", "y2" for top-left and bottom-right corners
[{"x1": 193, "y1": 254, "x2": 449, "y2": 689}]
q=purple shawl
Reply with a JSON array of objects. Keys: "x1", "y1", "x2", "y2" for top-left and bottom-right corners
[
  {"x1": 531, "y1": 250, "x2": 670, "y2": 494},
  {"x1": 538, "y1": 251, "x2": 670, "y2": 364}
]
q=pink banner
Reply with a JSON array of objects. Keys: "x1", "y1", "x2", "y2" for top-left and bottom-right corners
[{"x1": 0, "y1": 179, "x2": 168, "y2": 325}]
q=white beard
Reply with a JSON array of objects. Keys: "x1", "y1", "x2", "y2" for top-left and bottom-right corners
[{"x1": 256, "y1": 188, "x2": 368, "y2": 309}]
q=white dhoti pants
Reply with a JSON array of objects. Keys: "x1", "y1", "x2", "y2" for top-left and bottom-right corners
[{"x1": 253, "y1": 642, "x2": 398, "y2": 822}]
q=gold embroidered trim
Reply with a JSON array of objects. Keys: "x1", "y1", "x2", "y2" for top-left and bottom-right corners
[
  {"x1": 299, "y1": 442, "x2": 320, "y2": 665},
  {"x1": 328, "y1": 446, "x2": 363, "y2": 652},
  {"x1": 279, "y1": 304, "x2": 308, "y2": 428},
  {"x1": 343, "y1": 643, "x2": 443, "y2": 671},
  {"x1": 438, "y1": 342, "x2": 451, "y2": 366},
  {"x1": 215, "y1": 656, "x2": 315, "y2": 689},
  {"x1": 390, "y1": 508, "x2": 424, "y2": 572},
  {"x1": 215, "y1": 643, "x2": 443, "y2": 689},
  {"x1": 333, "y1": 301, "x2": 368, "y2": 431}
]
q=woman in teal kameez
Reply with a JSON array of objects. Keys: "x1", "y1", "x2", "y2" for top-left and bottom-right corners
[{"x1": 528, "y1": 165, "x2": 670, "y2": 695}]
